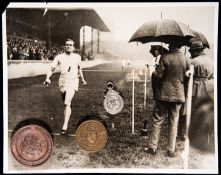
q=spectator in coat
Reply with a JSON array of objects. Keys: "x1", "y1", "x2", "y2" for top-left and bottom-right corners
[
  {"x1": 145, "y1": 41, "x2": 190, "y2": 157},
  {"x1": 178, "y1": 40, "x2": 214, "y2": 148}
]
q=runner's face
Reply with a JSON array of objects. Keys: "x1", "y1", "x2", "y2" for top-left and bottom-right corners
[{"x1": 65, "y1": 41, "x2": 74, "y2": 53}]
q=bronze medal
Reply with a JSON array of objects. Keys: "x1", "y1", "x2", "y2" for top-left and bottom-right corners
[
  {"x1": 11, "y1": 125, "x2": 53, "y2": 166},
  {"x1": 76, "y1": 120, "x2": 108, "y2": 152},
  {"x1": 104, "y1": 90, "x2": 124, "y2": 115}
]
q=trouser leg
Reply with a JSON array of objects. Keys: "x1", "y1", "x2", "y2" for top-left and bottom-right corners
[
  {"x1": 168, "y1": 103, "x2": 182, "y2": 152},
  {"x1": 178, "y1": 103, "x2": 186, "y2": 137},
  {"x1": 178, "y1": 115, "x2": 186, "y2": 137},
  {"x1": 191, "y1": 96, "x2": 198, "y2": 116},
  {"x1": 148, "y1": 100, "x2": 167, "y2": 149}
]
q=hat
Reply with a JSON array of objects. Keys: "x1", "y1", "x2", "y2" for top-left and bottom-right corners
[{"x1": 188, "y1": 41, "x2": 204, "y2": 51}]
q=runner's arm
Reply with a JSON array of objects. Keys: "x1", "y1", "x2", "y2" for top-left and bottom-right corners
[
  {"x1": 44, "y1": 57, "x2": 58, "y2": 85},
  {"x1": 78, "y1": 65, "x2": 87, "y2": 85},
  {"x1": 47, "y1": 67, "x2": 55, "y2": 79}
]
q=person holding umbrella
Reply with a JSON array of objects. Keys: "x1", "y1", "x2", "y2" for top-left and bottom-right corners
[
  {"x1": 188, "y1": 40, "x2": 214, "y2": 151},
  {"x1": 145, "y1": 41, "x2": 190, "y2": 157},
  {"x1": 188, "y1": 39, "x2": 214, "y2": 103},
  {"x1": 178, "y1": 39, "x2": 214, "y2": 142},
  {"x1": 129, "y1": 19, "x2": 196, "y2": 157}
]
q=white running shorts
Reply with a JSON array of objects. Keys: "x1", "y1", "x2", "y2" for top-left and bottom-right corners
[{"x1": 58, "y1": 77, "x2": 79, "y2": 93}]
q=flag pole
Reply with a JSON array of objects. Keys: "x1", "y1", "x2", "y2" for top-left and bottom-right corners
[
  {"x1": 182, "y1": 65, "x2": 194, "y2": 169},
  {"x1": 184, "y1": 24, "x2": 190, "y2": 55}
]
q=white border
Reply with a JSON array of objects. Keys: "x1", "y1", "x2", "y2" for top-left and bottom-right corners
[
  {"x1": 3, "y1": 8, "x2": 9, "y2": 174},
  {"x1": 4, "y1": 168, "x2": 219, "y2": 174},
  {"x1": 3, "y1": 2, "x2": 219, "y2": 174},
  {"x1": 6, "y1": 2, "x2": 218, "y2": 8},
  {"x1": 213, "y1": 3, "x2": 219, "y2": 173}
]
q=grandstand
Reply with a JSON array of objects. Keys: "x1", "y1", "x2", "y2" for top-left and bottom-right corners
[{"x1": 6, "y1": 8, "x2": 110, "y2": 61}]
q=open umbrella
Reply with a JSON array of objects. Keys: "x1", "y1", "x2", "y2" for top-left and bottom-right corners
[
  {"x1": 129, "y1": 19, "x2": 195, "y2": 46},
  {"x1": 188, "y1": 31, "x2": 210, "y2": 49}
]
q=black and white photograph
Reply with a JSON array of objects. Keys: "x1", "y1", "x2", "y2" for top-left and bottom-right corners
[{"x1": 3, "y1": 2, "x2": 219, "y2": 173}]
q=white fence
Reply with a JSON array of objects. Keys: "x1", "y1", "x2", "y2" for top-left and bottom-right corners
[{"x1": 7, "y1": 59, "x2": 109, "y2": 79}]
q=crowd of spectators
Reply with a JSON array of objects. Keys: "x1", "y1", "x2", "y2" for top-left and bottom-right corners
[
  {"x1": 7, "y1": 18, "x2": 38, "y2": 40},
  {"x1": 6, "y1": 18, "x2": 88, "y2": 61},
  {"x1": 7, "y1": 35, "x2": 64, "y2": 61}
]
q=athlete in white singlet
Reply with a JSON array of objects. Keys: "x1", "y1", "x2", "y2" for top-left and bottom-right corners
[{"x1": 44, "y1": 39, "x2": 87, "y2": 135}]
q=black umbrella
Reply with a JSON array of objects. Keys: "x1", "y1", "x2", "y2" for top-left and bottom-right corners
[
  {"x1": 129, "y1": 19, "x2": 195, "y2": 46},
  {"x1": 188, "y1": 31, "x2": 210, "y2": 49}
]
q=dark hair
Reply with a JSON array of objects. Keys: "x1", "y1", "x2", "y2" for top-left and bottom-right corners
[
  {"x1": 149, "y1": 45, "x2": 168, "y2": 57},
  {"x1": 64, "y1": 39, "x2": 74, "y2": 45}
]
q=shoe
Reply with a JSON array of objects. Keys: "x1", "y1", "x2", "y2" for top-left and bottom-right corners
[
  {"x1": 141, "y1": 129, "x2": 148, "y2": 136},
  {"x1": 166, "y1": 150, "x2": 177, "y2": 157},
  {"x1": 144, "y1": 147, "x2": 157, "y2": 155},
  {"x1": 60, "y1": 129, "x2": 67, "y2": 135}
]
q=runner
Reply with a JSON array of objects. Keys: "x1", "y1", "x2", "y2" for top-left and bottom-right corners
[{"x1": 44, "y1": 39, "x2": 87, "y2": 135}]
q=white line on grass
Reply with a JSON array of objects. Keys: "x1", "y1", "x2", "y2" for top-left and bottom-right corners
[{"x1": 83, "y1": 69, "x2": 123, "y2": 72}]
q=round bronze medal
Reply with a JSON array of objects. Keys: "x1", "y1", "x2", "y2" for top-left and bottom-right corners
[
  {"x1": 76, "y1": 120, "x2": 108, "y2": 152},
  {"x1": 104, "y1": 90, "x2": 124, "y2": 115},
  {"x1": 11, "y1": 125, "x2": 53, "y2": 166}
]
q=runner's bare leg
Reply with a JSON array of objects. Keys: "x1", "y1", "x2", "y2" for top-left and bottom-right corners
[{"x1": 62, "y1": 90, "x2": 75, "y2": 130}]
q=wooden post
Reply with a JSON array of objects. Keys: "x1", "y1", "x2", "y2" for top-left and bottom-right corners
[
  {"x1": 48, "y1": 11, "x2": 51, "y2": 50},
  {"x1": 132, "y1": 69, "x2": 135, "y2": 134},
  {"x1": 91, "y1": 27, "x2": 93, "y2": 56},
  {"x1": 184, "y1": 24, "x2": 190, "y2": 55},
  {"x1": 97, "y1": 29, "x2": 100, "y2": 53},
  {"x1": 82, "y1": 27, "x2": 85, "y2": 59},
  {"x1": 144, "y1": 66, "x2": 147, "y2": 108},
  {"x1": 182, "y1": 65, "x2": 194, "y2": 169}
]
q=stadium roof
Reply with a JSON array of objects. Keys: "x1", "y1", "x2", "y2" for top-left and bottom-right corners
[
  {"x1": 6, "y1": 8, "x2": 110, "y2": 47},
  {"x1": 6, "y1": 8, "x2": 110, "y2": 32}
]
